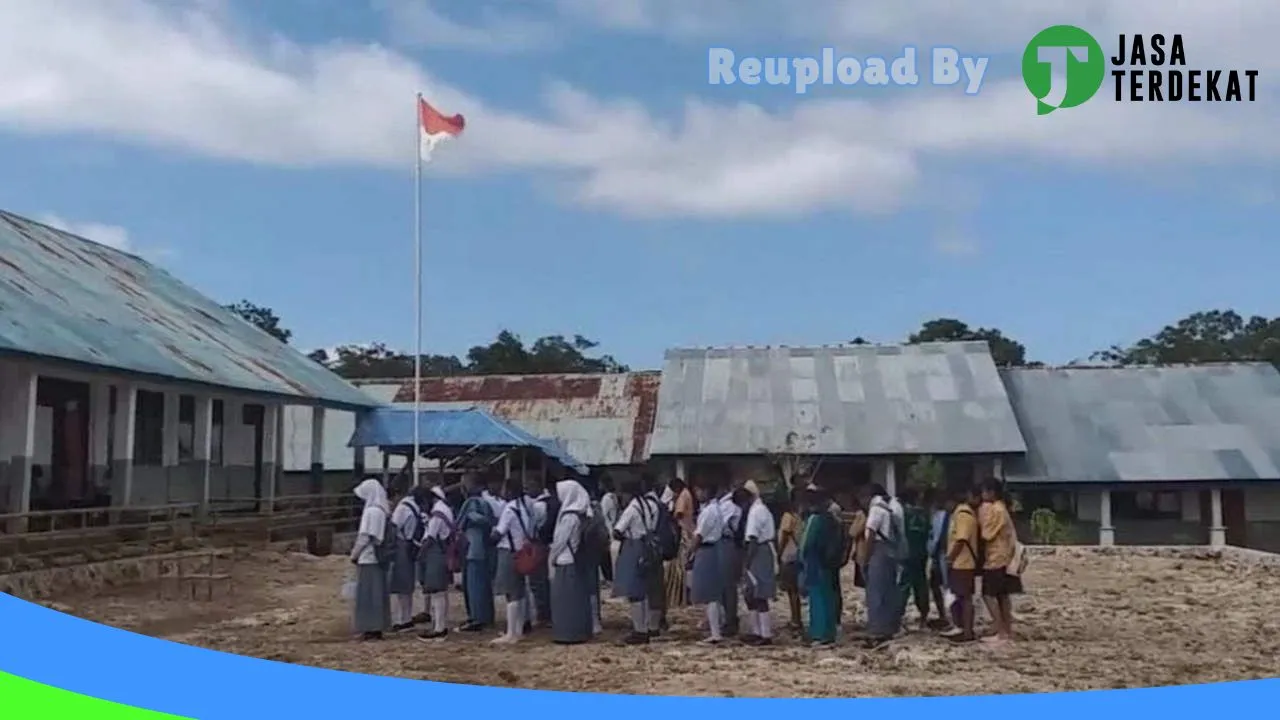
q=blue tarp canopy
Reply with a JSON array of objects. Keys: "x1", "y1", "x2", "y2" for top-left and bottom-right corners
[{"x1": 348, "y1": 407, "x2": 589, "y2": 475}]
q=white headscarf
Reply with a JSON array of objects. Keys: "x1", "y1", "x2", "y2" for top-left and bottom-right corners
[
  {"x1": 354, "y1": 478, "x2": 390, "y2": 541},
  {"x1": 556, "y1": 479, "x2": 591, "y2": 518}
]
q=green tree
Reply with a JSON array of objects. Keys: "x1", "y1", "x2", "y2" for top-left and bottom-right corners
[
  {"x1": 907, "y1": 455, "x2": 944, "y2": 491},
  {"x1": 466, "y1": 331, "x2": 627, "y2": 375},
  {"x1": 907, "y1": 318, "x2": 1036, "y2": 367},
  {"x1": 1093, "y1": 310, "x2": 1280, "y2": 368},
  {"x1": 224, "y1": 300, "x2": 291, "y2": 344}
]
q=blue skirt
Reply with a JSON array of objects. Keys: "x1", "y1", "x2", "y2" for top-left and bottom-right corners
[
  {"x1": 865, "y1": 543, "x2": 900, "y2": 638},
  {"x1": 689, "y1": 543, "x2": 722, "y2": 605},
  {"x1": 464, "y1": 558, "x2": 495, "y2": 626},
  {"x1": 743, "y1": 543, "x2": 777, "y2": 601},
  {"x1": 417, "y1": 542, "x2": 450, "y2": 594},
  {"x1": 353, "y1": 563, "x2": 390, "y2": 634},
  {"x1": 612, "y1": 538, "x2": 646, "y2": 601}
]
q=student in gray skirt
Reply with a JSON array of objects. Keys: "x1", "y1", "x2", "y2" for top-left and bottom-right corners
[
  {"x1": 716, "y1": 485, "x2": 744, "y2": 637},
  {"x1": 350, "y1": 478, "x2": 392, "y2": 641},
  {"x1": 550, "y1": 479, "x2": 595, "y2": 644},
  {"x1": 491, "y1": 480, "x2": 534, "y2": 645},
  {"x1": 417, "y1": 485, "x2": 454, "y2": 641},
  {"x1": 740, "y1": 480, "x2": 778, "y2": 646},
  {"x1": 388, "y1": 486, "x2": 426, "y2": 632},
  {"x1": 612, "y1": 476, "x2": 658, "y2": 645},
  {"x1": 689, "y1": 479, "x2": 726, "y2": 645}
]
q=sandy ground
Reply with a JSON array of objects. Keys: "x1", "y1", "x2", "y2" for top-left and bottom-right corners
[{"x1": 52, "y1": 548, "x2": 1280, "y2": 698}]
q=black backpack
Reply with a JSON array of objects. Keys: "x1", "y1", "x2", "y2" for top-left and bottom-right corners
[
  {"x1": 402, "y1": 499, "x2": 427, "y2": 560},
  {"x1": 652, "y1": 499, "x2": 680, "y2": 561},
  {"x1": 374, "y1": 510, "x2": 398, "y2": 567}
]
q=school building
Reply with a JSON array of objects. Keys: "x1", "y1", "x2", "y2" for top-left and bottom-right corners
[
  {"x1": 281, "y1": 371, "x2": 660, "y2": 487},
  {"x1": 0, "y1": 210, "x2": 380, "y2": 532}
]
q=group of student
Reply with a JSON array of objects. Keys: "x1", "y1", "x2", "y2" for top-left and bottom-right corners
[{"x1": 344, "y1": 469, "x2": 1024, "y2": 648}]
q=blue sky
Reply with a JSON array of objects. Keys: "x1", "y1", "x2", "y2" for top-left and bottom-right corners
[{"x1": 0, "y1": 0, "x2": 1276, "y2": 369}]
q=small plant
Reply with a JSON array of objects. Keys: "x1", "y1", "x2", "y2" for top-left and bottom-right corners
[
  {"x1": 907, "y1": 455, "x2": 944, "y2": 491},
  {"x1": 1029, "y1": 507, "x2": 1068, "y2": 545},
  {"x1": 760, "y1": 429, "x2": 829, "y2": 491}
]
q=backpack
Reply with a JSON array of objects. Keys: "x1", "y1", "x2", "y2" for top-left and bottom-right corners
[
  {"x1": 400, "y1": 499, "x2": 427, "y2": 560},
  {"x1": 374, "y1": 510, "x2": 397, "y2": 567},
  {"x1": 821, "y1": 515, "x2": 845, "y2": 570},
  {"x1": 581, "y1": 503, "x2": 611, "y2": 561},
  {"x1": 653, "y1": 499, "x2": 680, "y2": 561},
  {"x1": 635, "y1": 498, "x2": 665, "y2": 571},
  {"x1": 427, "y1": 508, "x2": 462, "y2": 573},
  {"x1": 510, "y1": 501, "x2": 548, "y2": 576}
]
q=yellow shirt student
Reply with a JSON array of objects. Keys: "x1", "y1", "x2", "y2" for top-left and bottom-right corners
[
  {"x1": 948, "y1": 504, "x2": 979, "y2": 571},
  {"x1": 978, "y1": 499, "x2": 1015, "y2": 569}
]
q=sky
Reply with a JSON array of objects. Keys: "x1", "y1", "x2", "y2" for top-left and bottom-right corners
[{"x1": 0, "y1": 0, "x2": 1276, "y2": 370}]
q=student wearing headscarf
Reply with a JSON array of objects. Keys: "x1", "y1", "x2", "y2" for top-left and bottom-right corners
[
  {"x1": 389, "y1": 485, "x2": 427, "y2": 631},
  {"x1": 550, "y1": 478, "x2": 594, "y2": 644},
  {"x1": 458, "y1": 475, "x2": 497, "y2": 632},
  {"x1": 612, "y1": 476, "x2": 657, "y2": 644},
  {"x1": 689, "y1": 479, "x2": 726, "y2": 644},
  {"x1": 350, "y1": 478, "x2": 392, "y2": 641},
  {"x1": 417, "y1": 485, "x2": 454, "y2": 640},
  {"x1": 863, "y1": 482, "x2": 901, "y2": 647},
  {"x1": 491, "y1": 479, "x2": 535, "y2": 644},
  {"x1": 740, "y1": 480, "x2": 778, "y2": 646},
  {"x1": 799, "y1": 484, "x2": 839, "y2": 647},
  {"x1": 717, "y1": 483, "x2": 744, "y2": 637}
]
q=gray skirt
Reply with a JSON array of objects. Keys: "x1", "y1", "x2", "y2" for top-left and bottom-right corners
[
  {"x1": 418, "y1": 542, "x2": 450, "y2": 594},
  {"x1": 552, "y1": 563, "x2": 591, "y2": 643},
  {"x1": 494, "y1": 548, "x2": 527, "y2": 599},
  {"x1": 689, "y1": 543, "x2": 723, "y2": 605},
  {"x1": 719, "y1": 541, "x2": 741, "y2": 587},
  {"x1": 353, "y1": 563, "x2": 390, "y2": 634},
  {"x1": 865, "y1": 543, "x2": 900, "y2": 638},
  {"x1": 743, "y1": 543, "x2": 778, "y2": 601},
  {"x1": 388, "y1": 539, "x2": 417, "y2": 596},
  {"x1": 612, "y1": 538, "x2": 646, "y2": 601}
]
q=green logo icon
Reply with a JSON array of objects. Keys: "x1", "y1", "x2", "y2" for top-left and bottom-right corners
[{"x1": 1022, "y1": 25, "x2": 1106, "y2": 115}]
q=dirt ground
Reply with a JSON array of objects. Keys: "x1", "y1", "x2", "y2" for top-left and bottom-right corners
[{"x1": 51, "y1": 548, "x2": 1280, "y2": 697}]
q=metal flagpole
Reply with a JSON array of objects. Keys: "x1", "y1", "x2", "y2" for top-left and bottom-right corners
[{"x1": 412, "y1": 92, "x2": 423, "y2": 487}]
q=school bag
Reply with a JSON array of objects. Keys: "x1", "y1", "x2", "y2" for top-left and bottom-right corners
[
  {"x1": 401, "y1": 498, "x2": 427, "y2": 561},
  {"x1": 510, "y1": 500, "x2": 548, "y2": 576},
  {"x1": 635, "y1": 498, "x2": 665, "y2": 571},
  {"x1": 652, "y1": 497, "x2": 680, "y2": 561},
  {"x1": 821, "y1": 515, "x2": 845, "y2": 570},
  {"x1": 427, "y1": 508, "x2": 462, "y2": 573},
  {"x1": 374, "y1": 509, "x2": 397, "y2": 567},
  {"x1": 903, "y1": 505, "x2": 931, "y2": 562}
]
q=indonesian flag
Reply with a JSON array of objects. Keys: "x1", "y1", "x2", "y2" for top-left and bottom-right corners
[{"x1": 419, "y1": 96, "x2": 465, "y2": 163}]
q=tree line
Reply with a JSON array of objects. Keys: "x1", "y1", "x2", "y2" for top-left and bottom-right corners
[{"x1": 222, "y1": 301, "x2": 1280, "y2": 379}]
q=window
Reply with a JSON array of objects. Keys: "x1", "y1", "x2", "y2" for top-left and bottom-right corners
[
  {"x1": 178, "y1": 395, "x2": 195, "y2": 462},
  {"x1": 211, "y1": 400, "x2": 225, "y2": 466},
  {"x1": 1113, "y1": 490, "x2": 1183, "y2": 520},
  {"x1": 133, "y1": 390, "x2": 164, "y2": 466}
]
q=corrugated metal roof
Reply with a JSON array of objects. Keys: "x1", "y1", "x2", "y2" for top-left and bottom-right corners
[
  {"x1": 348, "y1": 407, "x2": 589, "y2": 474},
  {"x1": 389, "y1": 372, "x2": 661, "y2": 466},
  {"x1": 0, "y1": 211, "x2": 379, "y2": 409},
  {"x1": 649, "y1": 342, "x2": 1027, "y2": 456},
  {"x1": 1002, "y1": 364, "x2": 1280, "y2": 484}
]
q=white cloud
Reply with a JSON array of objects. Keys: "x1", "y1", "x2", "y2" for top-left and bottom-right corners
[
  {"x1": 36, "y1": 214, "x2": 131, "y2": 250},
  {"x1": 374, "y1": 0, "x2": 557, "y2": 54},
  {"x1": 0, "y1": 0, "x2": 1275, "y2": 221}
]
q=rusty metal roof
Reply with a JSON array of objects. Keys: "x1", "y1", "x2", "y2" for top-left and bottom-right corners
[
  {"x1": 389, "y1": 372, "x2": 661, "y2": 466},
  {"x1": 0, "y1": 211, "x2": 379, "y2": 409}
]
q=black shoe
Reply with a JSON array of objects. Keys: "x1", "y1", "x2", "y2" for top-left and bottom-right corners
[
  {"x1": 418, "y1": 629, "x2": 449, "y2": 641},
  {"x1": 412, "y1": 613, "x2": 432, "y2": 625},
  {"x1": 391, "y1": 623, "x2": 415, "y2": 633},
  {"x1": 740, "y1": 634, "x2": 762, "y2": 646},
  {"x1": 648, "y1": 629, "x2": 661, "y2": 639},
  {"x1": 360, "y1": 632, "x2": 383, "y2": 641},
  {"x1": 459, "y1": 621, "x2": 484, "y2": 633},
  {"x1": 624, "y1": 631, "x2": 650, "y2": 645},
  {"x1": 523, "y1": 622, "x2": 534, "y2": 635},
  {"x1": 863, "y1": 636, "x2": 891, "y2": 649}
]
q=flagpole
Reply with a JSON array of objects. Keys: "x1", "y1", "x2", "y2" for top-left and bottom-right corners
[{"x1": 412, "y1": 92, "x2": 423, "y2": 487}]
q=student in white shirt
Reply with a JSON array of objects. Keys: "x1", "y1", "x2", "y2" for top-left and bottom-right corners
[
  {"x1": 740, "y1": 480, "x2": 778, "y2": 646},
  {"x1": 717, "y1": 486, "x2": 745, "y2": 636},
  {"x1": 612, "y1": 477, "x2": 658, "y2": 644},
  {"x1": 598, "y1": 474, "x2": 619, "y2": 586},
  {"x1": 491, "y1": 480, "x2": 534, "y2": 644},
  {"x1": 417, "y1": 486, "x2": 455, "y2": 640},
  {"x1": 864, "y1": 483, "x2": 900, "y2": 646},
  {"x1": 689, "y1": 480, "x2": 726, "y2": 644},
  {"x1": 389, "y1": 487, "x2": 426, "y2": 631},
  {"x1": 549, "y1": 479, "x2": 594, "y2": 644},
  {"x1": 350, "y1": 478, "x2": 391, "y2": 641}
]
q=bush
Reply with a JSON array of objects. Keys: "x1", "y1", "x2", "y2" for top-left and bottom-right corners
[{"x1": 1029, "y1": 507, "x2": 1069, "y2": 545}]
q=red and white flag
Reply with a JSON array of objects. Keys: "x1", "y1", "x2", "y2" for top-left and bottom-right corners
[{"x1": 419, "y1": 96, "x2": 465, "y2": 163}]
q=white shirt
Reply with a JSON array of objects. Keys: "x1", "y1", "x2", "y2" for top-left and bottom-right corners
[
  {"x1": 424, "y1": 499, "x2": 453, "y2": 541},
  {"x1": 744, "y1": 499, "x2": 775, "y2": 543},
  {"x1": 495, "y1": 498, "x2": 533, "y2": 551},
  {"x1": 614, "y1": 497, "x2": 658, "y2": 540},
  {"x1": 718, "y1": 493, "x2": 742, "y2": 540},
  {"x1": 482, "y1": 490, "x2": 506, "y2": 519},
  {"x1": 530, "y1": 494, "x2": 549, "y2": 535},
  {"x1": 694, "y1": 501, "x2": 724, "y2": 544},
  {"x1": 391, "y1": 498, "x2": 421, "y2": 541},
  {"x1": 550, "y1": 512, "x2": 582, "y2": 566},
  {"x1": 866, "y1": 497, "x2": 893, "y2": 540},
  {"x1": 660, "y1": 486, "x2": 675, "y2": 510},
  {"x1": 600, "y1": 492, "x2": 619, "y2": 528}
]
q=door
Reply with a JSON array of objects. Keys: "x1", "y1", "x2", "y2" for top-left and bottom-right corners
[{"x1": 1222, "y1": 489, "x2": 1248, "y2": 547}]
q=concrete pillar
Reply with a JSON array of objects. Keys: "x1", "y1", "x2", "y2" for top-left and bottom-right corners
[
  {"x1": 111, "y1": 383, "x2": 138, "y2": 506},
  {"x1": 877, "y1": 459, "x2": 897, "y2": 496},
  {"x1": 89, "y1": 381, "x2": 111, "y2": 496},
  {"x1": 992, "y1": 457, "x2": 1004, "y2": 480},
  {"x1": 381, "y1": 451, "x2": 390, "y2": 484},
  {"x1": 503, "y1": 454, "x2": 512, "y2": 481},
  {"x1": 309, "y1": 406, "x2": 325, "y2": 496},
  {"x1": 675, "y1": 458, "x2": 687, "y2": 485},
  {"x1": 263, "y1": 403, "x2": 282, "y2": 507},
  {"x1": 193, "y1": 396, "x2": 213, "y2": 510},
  {"x1": 1099, "y1": 489, "x2": 1115, "y2": 546},
  {"x1": 1209, "y1": 487, "x2": 1226, "y2": 547},
  {"x1": 0, "y1": 365, "x2": 38, "y2": 531}
]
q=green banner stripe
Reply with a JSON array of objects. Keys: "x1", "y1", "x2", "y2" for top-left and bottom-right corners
[{"x1": 0, "y1": 671, "x2": 192, "y2": 719}]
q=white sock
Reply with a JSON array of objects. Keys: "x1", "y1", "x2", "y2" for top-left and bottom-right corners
[
  {"x1": 648, "y1": 607, "x2": 662, "y2": 632},
  {"x1": 759, "y1": 609, "x2": 773, "y2": 639},
  {"x1": 506, "y1": 601, "x2": 523, "y2": 639},
  {"x1": 707, "y1": 602, "x2": 723, "y2": 640},
  {"x1": 630, "y1": 601, "x2": 647, "y2": 633},
  {"x1": 590, "y1": 595, "x2": 602, "y2": 633},
  {"x1": 747, "y1": 610, "x2": 761, "y2": 636},
  {"x1": 430, "y1": 593, "x2": 447, "y2": 633}
]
